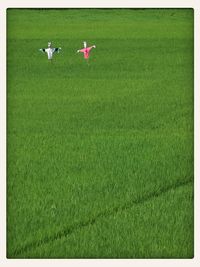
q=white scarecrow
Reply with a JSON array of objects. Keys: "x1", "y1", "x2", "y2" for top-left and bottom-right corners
[{"x1": 39, "y1": 42, "x2": 61, "y2": 60}]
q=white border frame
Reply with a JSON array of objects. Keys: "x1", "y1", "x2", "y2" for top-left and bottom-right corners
[{"x1": 1, "y1": 1, "x2": 199, "y2": 266}]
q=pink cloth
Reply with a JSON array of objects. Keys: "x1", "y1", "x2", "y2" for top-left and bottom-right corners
[{"x1": 79, "y1": 46, "x2": 93, "y2": 59}]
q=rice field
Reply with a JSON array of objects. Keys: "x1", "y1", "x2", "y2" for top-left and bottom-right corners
[{"x1": 7, "y1": 8, "x2": 194, "y2": 258}]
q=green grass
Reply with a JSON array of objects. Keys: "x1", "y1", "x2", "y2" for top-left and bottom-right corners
[
  {"x1": 7, "y1": 8, "x2": 194, "y2": 258},
  {"x1": 15, "y1": 183, "x2": 194, "y2": 258}
]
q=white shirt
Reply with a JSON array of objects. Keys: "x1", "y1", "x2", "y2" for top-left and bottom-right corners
[
  {"x1": 39, "y1": 47, "x2": 61, "y2": 59},
  {"x1": 45, "y1": 48, "x2": 54, "y2": 59}
]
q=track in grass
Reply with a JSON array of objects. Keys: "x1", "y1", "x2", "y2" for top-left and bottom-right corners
[
  {"x1": 7, "y1": 9, "x2": 194, "y2": 258},
  {"x1": 12, "y1": 178, "x2": 192, "y2": 257}
]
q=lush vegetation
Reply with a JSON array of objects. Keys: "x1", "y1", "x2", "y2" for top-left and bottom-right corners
[{"x1": 7, "y1": 9, "x2": 194, "y2": 258}]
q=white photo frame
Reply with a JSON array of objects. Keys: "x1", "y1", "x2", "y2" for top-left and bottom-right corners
[{"x1": 1, "y1": 0, "x2": 200, "y2": 266}]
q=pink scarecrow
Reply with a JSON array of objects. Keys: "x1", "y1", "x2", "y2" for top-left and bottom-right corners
[{"x1": 77, "y1": 41, "x2": 96, "y2": 64}]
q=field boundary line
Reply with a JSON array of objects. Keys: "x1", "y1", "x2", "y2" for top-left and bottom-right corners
[{"x1": 12, "y1": 178, "x2": 193, "y2": 257}]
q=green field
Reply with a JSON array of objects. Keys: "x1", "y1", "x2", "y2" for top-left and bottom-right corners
[{"x1": 7, "y1": 9, "x2": 194, "y2": 258}]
